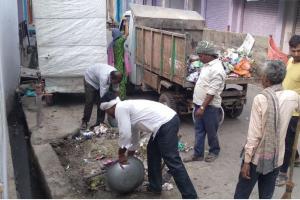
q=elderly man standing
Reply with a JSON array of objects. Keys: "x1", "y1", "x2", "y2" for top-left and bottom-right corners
[
  {"x1": 234, "y1": 60, "x2": 300, "y2": 199},
  {"x1": 99, "y1": 92, "x2": 198, "y2": 199},
  {"x1": 80, "y1": 64, "x2": 122, "y2": 130},
  {"x1": 184, "y1": 41, "x2": 226, "y2": 163}
]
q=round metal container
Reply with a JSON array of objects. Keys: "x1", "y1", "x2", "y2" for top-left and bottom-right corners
[{"x1": 106, "y1": 157, "x2": 145, "y2": 194}]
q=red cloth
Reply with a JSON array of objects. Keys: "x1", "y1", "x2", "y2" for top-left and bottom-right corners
[{"x1": 267, "y1": 36, "x2": 288, "y2": 64}]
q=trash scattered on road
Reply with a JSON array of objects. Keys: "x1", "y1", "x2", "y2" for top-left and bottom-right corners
[
  {"x1": 102, "y1": 159, "x2": 117, "y2": 168},
  {"x1": 86, "y1": 175, "x2": 106, "y2": 191},
  {"x1": 162, "y1": 183, "x2": 174, "y2": 191},
  {"x1": 93, "y1": 124, "x2": 109, "y2": 136},
  {"x1": 76, "y1": 123, "x2": 119, "y2": 141},
  {"x1": 178, "y1": 141, "x2": 186, "y2": 151},
  {"x1": 82, "y1": 131, "x2": 94, "y2": 139},
  {"x1": 25, "y1": 88, "x2": 36, "y2": 97},
  {"x1": 95, "y1": 155, "x2": 106, "y2": 160},
  {"x1": 66, "y1": 164, "x2": 70, "y2": 170},
  {"x1": 178, "y1": 141, "x2": 193, "y2": 152}
]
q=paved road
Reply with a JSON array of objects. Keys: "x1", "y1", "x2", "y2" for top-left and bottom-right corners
[
  {"x1": 21, "y1": 83, "x2": 300, "y2": 199},
  {"x1": 174, "y1": 84, "x2": 300, "y2": 199},
  {"x1": 118, "y1": 83, "x2": 300, "y2": 198}
]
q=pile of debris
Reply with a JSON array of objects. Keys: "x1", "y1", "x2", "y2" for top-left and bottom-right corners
[
  {"x1": 186, "y1": 33, "x2": 256, "y2": 83},
  {"x1": 220, "y1": 48, "x2": 254, "y2": 78},
  {"x1": 76, "y1": 123, "x2": 118, "y2": 141}
]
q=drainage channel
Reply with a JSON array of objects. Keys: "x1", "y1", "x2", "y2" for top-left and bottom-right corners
[{"x1": 7, "y1": 93, "x2": 49, "y2": 198}]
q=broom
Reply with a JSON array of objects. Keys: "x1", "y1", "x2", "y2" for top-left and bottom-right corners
[{"x1": 281, "y1": 119, "x2": 300, "y2": 199}]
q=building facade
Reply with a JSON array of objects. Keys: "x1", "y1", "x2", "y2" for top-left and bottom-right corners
[{"x1": 120, "y1": 0, "x2": 300, "y2": 53}]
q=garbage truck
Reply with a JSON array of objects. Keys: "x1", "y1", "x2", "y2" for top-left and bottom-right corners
[{"x1": 120, "y1": 4, "x2": 268, "y2": 118}]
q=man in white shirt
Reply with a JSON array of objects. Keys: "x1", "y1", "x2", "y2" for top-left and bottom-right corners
[
  {"x1": 184, "y1": 41, "x2": 226, "y2": 163},
  {"x1": 100, "y1": 92, "x2": 198, "y2": 199},
  {"x1": 234, "y1": 61, "x2": 300, "y2": 198},
  {"x1": 81, "y1": 64, "x2": 122, "y2": 130}
]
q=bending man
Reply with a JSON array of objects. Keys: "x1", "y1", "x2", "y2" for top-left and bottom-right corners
[
  {"x1": 100, "y1": 92, "x2": 198, "y2": 199},
  {"x1": 81, "y1": 64, "x2": 122, "y2": 130}
]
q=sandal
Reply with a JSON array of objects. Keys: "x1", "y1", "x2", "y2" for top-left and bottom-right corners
[
  {"x1": 183, "y1": 155, "x2": 204, "y2": 163},
  {"x1": 275, "y1": 173, "x2": 287, "y2": 187},
  {"x1": 205, "y1": 153, "x2": 218, "y2": 162},
  {"x1": 294, "y1": 157, "x2": 300, "y2": 167}
]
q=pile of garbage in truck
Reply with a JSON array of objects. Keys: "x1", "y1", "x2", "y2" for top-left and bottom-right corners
[{"x1": 186, "y1": 33, "x2": 256, "y2": 83}]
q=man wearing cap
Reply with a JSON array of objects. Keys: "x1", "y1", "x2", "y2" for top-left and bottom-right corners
[
  {"x1": 80, "y1": 64, "x2": 122, "y2": 130},
  {"x1": 100, "y1": 92, "x2": 198, "y2": 199},
  {"x1": 184, "y1": 41, "x2": 226, "y2": 163}
]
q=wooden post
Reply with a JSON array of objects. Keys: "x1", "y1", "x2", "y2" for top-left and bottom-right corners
[
  {"x1": 142, "y1": 28, "x2": 145, "y2": 68},
  {"x1": 150, "y1": 30, "x2": 153, "y2": 71},
  {"x1": 160, "y1": 32, "x2": 164, "y2": 76},
  {"x1": 171, "y1": 35, "x2": 176, "y2": 81}
]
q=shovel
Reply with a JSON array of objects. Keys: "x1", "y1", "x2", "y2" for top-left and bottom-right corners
[{"x1": 281, "y1": 119, "x2": 300, "y2": 199}]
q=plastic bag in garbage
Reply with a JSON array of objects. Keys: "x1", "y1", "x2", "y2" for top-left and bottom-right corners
[{"x1": 186, "y1": 71, "x2": 200, "y2": 83}]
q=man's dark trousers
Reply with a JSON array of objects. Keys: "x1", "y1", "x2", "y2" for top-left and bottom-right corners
[
  {"x1": 147, "y1": 115, "x2": 198, "y2": 199},
  {"x1": 234, "y1": 163, "x2": 279, "y2": 199},
  {"x1": 280, "y1": 116, "x2": 299, "y2": 173},
  {"x1": 194, "y1": 105, "x2": 220, "y2": 157},
  {"x1": 82, "y1": 80, "x2": 105, "y2": 124}
]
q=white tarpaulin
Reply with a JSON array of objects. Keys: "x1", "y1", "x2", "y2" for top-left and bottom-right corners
[{"x1": 33, "y1": 0, "x2": 107, "y2": 78}]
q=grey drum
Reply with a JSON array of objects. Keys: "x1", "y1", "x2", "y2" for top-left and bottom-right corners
[{"x1": 106, "y1": 157, "x2": 145, "y2": 194}]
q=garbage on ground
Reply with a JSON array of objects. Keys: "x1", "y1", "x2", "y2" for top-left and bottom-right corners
[
  {"x1": 86, "y1": 174, "x2": 106, "y2": 191},
  {"x1": 136, "y1": 135, "x2": 150, "y2": 160},
  {"x1": 25, "y1": 88, "x2": 36, "y2": 97},
  {"x1": 162, "y1": 168, "x2": 172, "y2": 183},
  {"x1": 93, "y1": 124, "x2": 109, "y2": 136},
  {"x1": 95, "y1": 155, "x2": 106, "y2": 160},
  {"x1": 178, "y1": 141, "x2": 193, "y2": 152},
  {"x1": 102, "y1": 159, "x2": 118, "y2": 168},
  {"x1": 162, "y1": 183, "x2": 174, "y2": 191},
  {"x1": 77, "y1": 123, "x2": 118, "y2": 140},
  {"x1": 178, "y1": 141, "x2": 186, "y2": 152},
  {"x1": 93, "y1": 123, "x2": 118, "y2": 139},
  {"x1": 82, "y1": 131, "x2": 94, "y2": 140}
]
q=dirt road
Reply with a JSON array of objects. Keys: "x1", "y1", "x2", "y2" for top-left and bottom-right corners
[{"x1": 21, "y1": 84, "x2": 300, "y2": 198}]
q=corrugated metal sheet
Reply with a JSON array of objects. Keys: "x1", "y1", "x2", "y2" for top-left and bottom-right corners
[
  {"x1": 242, "y1": 0, "x2": 279, "y2": 37},
  {"x1": 295, "y1": 1, "x2": 300, "y2": 35},
  {"x1": 205, "y1": 0, "x2": 231, "y2": 31},
  {"x1": 169, "y1": 0, "x2": 184, "y2": 9}
]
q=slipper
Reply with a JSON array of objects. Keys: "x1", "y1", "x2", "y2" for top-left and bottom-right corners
[
  {"x1": 205, "y1": 153, "x2": 218, "y2": 162},
  {"x1": 294, "y1": 158, "x2": 300, "y2": 167},
  {"x1": 275, "y1": 173, "x2": 288, "y2": 187}
]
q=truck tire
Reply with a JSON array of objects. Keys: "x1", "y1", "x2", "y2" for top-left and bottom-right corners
[
  {"x1": 224, "y1": 104, "x2": 243, "y2": 119},
  {"x1": 159, "y1": 92, "x2": 177, "y2": 112},
  {"x1": 223, "y1": 88, "x2": 244, "y2": 119}
]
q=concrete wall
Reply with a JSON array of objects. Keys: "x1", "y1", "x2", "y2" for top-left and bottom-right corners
[
  {"x1": 0, "y1": 0, "x2": 20, "y2": 198},
  {"x1": 1, "y1": 0, "x2": 21, "y2": 111}
]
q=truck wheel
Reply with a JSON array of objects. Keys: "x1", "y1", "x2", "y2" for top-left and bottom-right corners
[
  {"x1": 223, "y1": 88, "x2": 244, "y2": 118},
  {"x1": 159, "y1": 92, "x2": 177, "y2": 112},
  {"x1": 224, "y1": 105, "x2": 243, "y2": 119}
]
